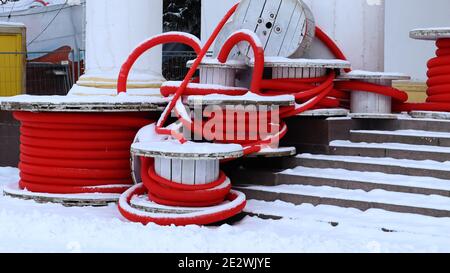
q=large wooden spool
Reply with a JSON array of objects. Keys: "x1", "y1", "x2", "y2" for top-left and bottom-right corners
[
  {"x1": 249, "y1": 57, "x2": 352, "y2": 117},
  {"x1": 214, "y1": 0, "x2": 315, "y2": 59},
  {"x1": 131, "y1": 141, "x2": 243, "y2": 185},
  {"x1": 409, "y1": 27, "x2": 450, "y2": 120},
  {"x1": 0, "y1": 95, "x2": 167, "y2": 206},
  {"x1": 187, "y1": 58, "x2": 247, "y2": 87},
  {"x1": 339, "y1": 71, "x2": 411, "y2": 119}
]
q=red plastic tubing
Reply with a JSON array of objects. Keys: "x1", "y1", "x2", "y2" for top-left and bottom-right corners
[
  {"x1": 397, "y1": 38, "x2": 450, "y2": 112},
  {"x1": 117, "y1": 4, "x2": 246, "y2": 225},
  {"x1": 117, "y1": 32, "x2": 202, "y2": 93},
  {"x1": 15, "y1": 112, "x2": 153, "y2": 194},
  {"x1": 141, "y1": 158, "x2": 231, "y2": 207}
]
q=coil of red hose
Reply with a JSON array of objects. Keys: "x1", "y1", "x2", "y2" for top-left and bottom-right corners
[
  {"x1": 141, "y1": 158, "x2": 231, "y2": 207},
  {"x1": 397, "y1": 38, "x2": 450, "y2": 112},
  {"x1": 15, "y1": 111, "x2": 153, "y2": 194},
  {"x1": 117, "y1": 3, "x2": 247, "y2": 226}
]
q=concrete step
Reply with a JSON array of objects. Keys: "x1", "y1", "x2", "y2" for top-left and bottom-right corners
[
  {"x1": 365, "y1": 118, "x2": 450, "y2": 133},
  {"x1": 237, "y1": 184, "x2": 450, "y2": 218},
  {"x1": 232, "y1": 166, "x2": 450, "y2": 197},
  {"x1": 244, "y1": 199, "x2": 450, "y2": 239},
  {"x1": 278, "y1": 166, "x2": 450, "y2": 197},
  {"x1": 289, "y1": 154, "x2": 450, "y2": 180},
  {"x1": 350, "y1": 130, "x2": 450, "y2": 147},
  {"x1": 329, "y1": 140, "x2": 450, "y2": 162}
]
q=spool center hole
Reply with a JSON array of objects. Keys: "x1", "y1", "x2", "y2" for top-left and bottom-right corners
[{"x1": 266, "y1": 22, "x2": 273, "y2": 29}]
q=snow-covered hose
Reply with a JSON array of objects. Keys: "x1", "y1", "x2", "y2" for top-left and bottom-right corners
[
  {"x1": 155, "y1": 3, "x2": 240, "y2": 139},
  {"x1": 117, "y1": 4, "x2": 247, "y2": 226},
  {"x1": 15, "y1": 111, "x2": 154, "y2": 194},
  {"x1": 117, "y1": 32, "x2": 202, "y2": 94},
  {"x1": 396, "y1": 38, "x2": 450, "y2": 112}
]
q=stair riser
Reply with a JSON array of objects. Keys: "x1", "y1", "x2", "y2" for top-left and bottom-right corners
[
  {"x1": 229, "y1": 170, "x2": 279, "y2": 186},
  {"x1": 330, "y1": 146, "x2": 450, "y2": 162},
  {"x1": 366, "y1": 119, "x2": 450, "y2": 133},
  {"x1": 351, "y1": 133, "x2": 450, "y2": 147},
  {"x1": 241, "y1": 188, "x2": 450, "y2": 218},
  {"x1": 277, "y1": 174, "x2": 450, "y2": 197},
  {"x1": 292, "y1": 158, "x2": 450, "y2": 180}
]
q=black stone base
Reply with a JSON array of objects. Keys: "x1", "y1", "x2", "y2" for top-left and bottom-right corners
[{"x1": 0, "y1": 111, "x2": 20, "y2": 167}]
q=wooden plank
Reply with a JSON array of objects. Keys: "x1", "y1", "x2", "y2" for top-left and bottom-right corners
[
  {"x1": 182, "y1": 160, "x2": 196, "y2": 185},
  {"x1": 195, "y1": 160, "x2": 208, "y2": 185},
  {"x1": 155, "y1": 157, "x2": 162, "y2": 177},
  {"x1": 206, "y1": 160, "x2": 220, "y2": 183},
  {"x1": 339, "y1": 71, "x2": 410, "y2": 81},
  {"x1": 251, "y1": 57, "x2": 351, "y2": 69},
  {"x1": 160, "y1": 158, "x2": 172, "y2": 181},
  {"x1": 0, "y1": 101, "x2": 167, "y2": 113},
  {"x1": 410, "y1": 28, "x2": 450, "y2": 41},
  {"x1": 171, "y1": 159, "x2": 183, "y2": 183},
  {"x1": 3, "y1": 184, "x2": 119, "y2": 207}
]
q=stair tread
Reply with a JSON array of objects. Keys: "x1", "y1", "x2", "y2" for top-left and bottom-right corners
[
  {"x1": 330, "y1": 140, "x2": 450, "y2": 154},
  {"x1": 297, "y1": 154, "x2": 450, "y2": 172},
  {"x1": 238, "y1": 184, "x2": 450, "y2": 211},
  {"x1": 281, "y1": 166, "x2": 450, "y2": 192},
  {"x1": 245, "y1": 200, "x2": 450, "y2": 237},
  {"x1": 351, "y1": 130, "x2": 450, "y2": 139}
]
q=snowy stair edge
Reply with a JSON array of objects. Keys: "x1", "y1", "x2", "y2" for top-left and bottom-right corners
[
  {"x1": 279, "y1": 166, "x2": 450, "y2": 193},
  {"x1": 349, "y1": 130, "x2": 450, "y2": 148},
  {"x1": 330, "y1": 140, "x2": 450, "y2": 154},
  {"x1": 295, "y1": 153, "x2": 450, "y2": 172},
  {"x1": 236, "y1": 183, "x2": 450, "y2": 216},
  {"x1": 244, "y1": 200, "x2": 450, "y2": 239},
  {"x1": 350, "y1": 130, "x2": 450, "y2": 139}
]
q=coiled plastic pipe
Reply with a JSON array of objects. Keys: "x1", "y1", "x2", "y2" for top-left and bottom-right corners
[
  {"x1": 397, "y1": 38, "x2": 450, "y2": 112},
  {"x1": 117, "y1": 4, "x2": 246, "y2": 226},
  {"x1": 15, "y1": 112, "x2": 154, "y2": 194}
]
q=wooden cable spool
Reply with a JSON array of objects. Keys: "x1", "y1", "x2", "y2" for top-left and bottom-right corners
[
  {"x1": 338, "y1": 71, "x2": 411, "y2": 119},
  {"x1": 213, "y1": 0, "x2": 315, "y2": 59}
]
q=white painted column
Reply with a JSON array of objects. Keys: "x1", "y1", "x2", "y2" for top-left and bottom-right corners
[{"x1": 71, "y1": 0, "x2": 165, "y2": 95}]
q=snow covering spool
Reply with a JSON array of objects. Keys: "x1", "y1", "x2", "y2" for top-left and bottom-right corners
[
  {"x1": 117, "y1": 3, "x2": 250, "y2": 226},
  {"x1": 1, "y1": 96, "x2": 162, "y2": 206},
  {"x1": 120, "y1": 142, "x2": 246, "y2": 226}
]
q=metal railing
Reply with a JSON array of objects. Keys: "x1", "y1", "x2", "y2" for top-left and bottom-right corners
[
  {"x1": 0, "y1": 49, "x2": 85, "y2": 96},
  {"x1": 1, "y1": 50, "x2": 206, "y2": 96},
  {"x1": 162, "y1": 51, "x2": 199, "y2": 81}
]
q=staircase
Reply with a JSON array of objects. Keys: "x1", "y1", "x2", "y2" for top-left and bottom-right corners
[{"x1": 233, "y1": 117, "x2": 450, "y2": 218}]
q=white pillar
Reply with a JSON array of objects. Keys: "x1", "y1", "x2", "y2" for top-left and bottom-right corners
[
  {"x1": 302, "y1": 0, "x2": 385, "y2": 71},
  {"x1": 71, "y1": 0, "x2": 165, "y2": 96}
]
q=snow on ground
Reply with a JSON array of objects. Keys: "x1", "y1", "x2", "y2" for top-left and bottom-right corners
[{"x1": 2, "y1": 167, "x2": 450, "y2": 253}]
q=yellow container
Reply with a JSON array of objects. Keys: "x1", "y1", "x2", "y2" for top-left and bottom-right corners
[
  {"x1": 0, "y1": 22, "x2": 26, "y2": 97},
  {"x1": 394, "y1": 81, "x2": 428, "y2": 103}
]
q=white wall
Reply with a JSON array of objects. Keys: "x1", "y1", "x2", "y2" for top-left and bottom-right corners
[
  {"x1": 303, "y1": 0, "x2": 384, "y2": 71},
  {"x1": 202, "y1": 0, "x2": 385, "y2": 71},
  {"x1": 385, "y1": 0, "x2": 450, "y2": 82},
  {"x1": 201, "y1": 0, "x2": 239, "y2": 45}
]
